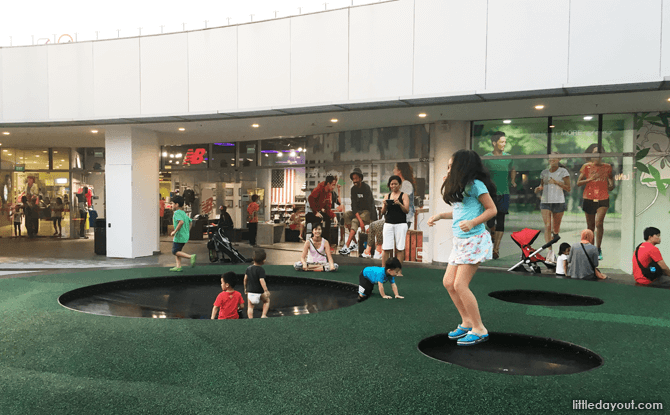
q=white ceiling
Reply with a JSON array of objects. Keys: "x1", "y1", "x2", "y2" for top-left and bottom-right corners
[{"x1": 1, "y1": 89, "x2": 669, "y2": 148}]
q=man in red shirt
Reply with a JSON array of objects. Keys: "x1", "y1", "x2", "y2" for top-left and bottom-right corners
[
  {"x1": 247, "y1": 194, "x2": 260, "y2": 247},
  {"x1": 632, "y1": 227, "x2": 670, "y2": 287},
  {"x1": 306, "y1": 175, "x2": 337, "y2": 247}
]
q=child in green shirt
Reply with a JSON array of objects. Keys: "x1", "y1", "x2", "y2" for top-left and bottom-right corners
[{"x1": 169, "y1": 196, "x2": 196, "y2": 271}]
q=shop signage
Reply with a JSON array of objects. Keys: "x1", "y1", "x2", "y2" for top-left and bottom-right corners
[
  {"x1": 15, "y1": 165, "x2": 25, "y2": 172},
  {"x1": 184, "y1": 148, "x2": 207, "y2": 165}
]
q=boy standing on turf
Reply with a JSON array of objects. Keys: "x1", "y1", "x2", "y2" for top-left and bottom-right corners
[
  {"x1": 244, "y1": 249, "x2": 271, "y2": 318},
  {"x1": 357, "y1": 257, "x2": 404, "y2": 302},
  {"x1": 211, "y1": 272, "x2": 245, "y2": 320},
  {"x1": 170, "y1": 195, "x2": 196, "y2": 271}
]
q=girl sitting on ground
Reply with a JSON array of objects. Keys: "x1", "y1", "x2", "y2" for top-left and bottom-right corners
[
  {"x1": 294, "y1": 223, "x2": 338, "y2": 272},
  {"x1": 555, "y1": 243, "x2": 571, "y2": 277}
]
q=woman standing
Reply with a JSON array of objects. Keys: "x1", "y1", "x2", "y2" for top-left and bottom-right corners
[
  {"x1": 51, "y1": 197, "x2": 65, "y2": 237},
  {"x1": 534, "y1": 155, "x2": 571, "y2": 263},
  {"x1": 428, "y1": 150, "x2": 497, "y2": 346},
  {"x1": 394, "y1": 162, "x2": 416, "y2": 227},
  {"x1": 380, "y1": 176, "x2": 410, "y2": 267},
  {"x1": 577, "y1": 144, "x2": 614, "y2": 260}
]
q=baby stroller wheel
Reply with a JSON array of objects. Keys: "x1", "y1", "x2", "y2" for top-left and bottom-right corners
[{"x1": 209, "y1": 249, "x2": 218, "y2": 263}]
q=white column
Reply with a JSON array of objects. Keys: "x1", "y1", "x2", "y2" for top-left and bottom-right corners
[
  {"x1": 105, "y1": 126, "x2": 160, "y2": 258},
  {"x1": 427, "y1": 121, "x2": 469, "y2": 264}
]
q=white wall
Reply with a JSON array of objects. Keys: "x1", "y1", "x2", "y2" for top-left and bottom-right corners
[
  {"x1": 1, "y1": 0, "x2": 668, "y2": 123},
  {"x1": 427, "y1": 121, "x2": 469, "y2": 264},
  {"x1": 105, "y1": 126, "x2": 159, "y2": 258}
]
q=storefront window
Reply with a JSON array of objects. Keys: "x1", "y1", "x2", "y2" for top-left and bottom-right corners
[
  {"x1": 239, "y1": 141, "x2": 258, "y2": 168},
  {"x1": 52, "y1": 148, "x2": 70, "y2": 170},
  {"x1": 261, "y1": 137, "x2": 307, "y2": 166},
  {"x1": 473, "y1": 118, "x2": 548, "y2": 157},
  {"x1": 551, "y1": 115, "x2": 599, "y2": 155},
  {"x1": 305, "y1": 124, "x2": 430, "y2": 164},
  {"x1": 211, "y1": 142, "x2": 236, "y2": 169}
]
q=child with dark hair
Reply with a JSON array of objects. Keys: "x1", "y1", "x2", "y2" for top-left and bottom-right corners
[
  {"x1": 211, "y1": 272, "x2": 245, "y2": 320},
  {"x1": 357, "y1": 257, "x2": 404, "y2": 302},
  {"x1": 244, "y1": 249, "x2": 270, "y2": 318},
  {"x1": 555, "y1": 243, "x2": 571, "y2": 277},
  {"x1": 428, "y1": 149, "x2": 497, "y2": 346},
  {"x1": 169, "y1": 195, "x2": 196, "y2": 272}
]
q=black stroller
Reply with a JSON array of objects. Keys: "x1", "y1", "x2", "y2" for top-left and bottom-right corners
[{"x1": 208, "y1": 227, "x2": 252, "y2": 263}]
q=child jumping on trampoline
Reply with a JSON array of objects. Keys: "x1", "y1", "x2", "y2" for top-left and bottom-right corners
[
  {"x1": 244, "y1": 249, "x2": 271, "y2": 318},
  {"x1": 428, "y1": 149, "x2": 497, "y2": 346},
  {"x1": 357, "y1": 257, "x2": 404, "y2": 302},
  {"x1": 211, "y1": 272, "x2": 245, "y2": 320},
  {"x1": 170, "y1": 195, "x2": 196, "y2": 272}
]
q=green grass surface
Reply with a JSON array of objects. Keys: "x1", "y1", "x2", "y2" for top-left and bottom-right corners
[{"x1": 1, "y1": 265, "x2": 668, "y2": 414}]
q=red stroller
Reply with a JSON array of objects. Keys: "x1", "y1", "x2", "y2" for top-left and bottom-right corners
[{"x1": 507, "y1": 228, "x2": 559, "y2": 273}]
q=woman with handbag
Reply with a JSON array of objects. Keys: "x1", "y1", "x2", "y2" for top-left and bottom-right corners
[{"x1": 567, "y1": 229, "x2": 607, "y2": 280}]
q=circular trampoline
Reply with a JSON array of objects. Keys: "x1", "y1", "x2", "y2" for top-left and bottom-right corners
[
  {"x1": 489, "y1": 289, "x2": 604, "y2": 306},
  {"x1": 418, "y1": 332, "x2": 603, "y2": 376},
  {"x1": 59, "y1": 274, "x2": 358, "y2": 319}
]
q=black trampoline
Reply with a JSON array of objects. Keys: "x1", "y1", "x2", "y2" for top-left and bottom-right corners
[
  {"x1": 489, "y1": 289, "x2": 604, "y2": 306},
  {"x1": 59, "y1": 274, "x2": 358, "y2": 319},
  {"x1": 418, "y1": 332, "x2": 603, "y2": 376}
]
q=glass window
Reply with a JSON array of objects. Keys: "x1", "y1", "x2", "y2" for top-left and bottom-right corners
[
  {"x1": 1, "y1": 148, "x2": 18, "y2": 170},
  {"x1": 305, "y1": 124, "x2": 431, "y2": 164},
  {"x1": 239, "y1": 141, "x2": 257, "y2": 168},
  {"x1": 261, "y1": 137, "x2": 307, "y2": 166},
  {"x1": 551, "y1": 115, "x2": 599, "y2": 155},
  {"x1": 73, "y1": 148, "x2": 85, "y2": 170},
  {"x1": 602, "y1": 114, "x2": 635, "y2": 154},
  {"x1": 211, "y1": 142, "x2": 236, "y2": 168},
  {"x1": 18, "y1": 149, "x2": 50, "y2": 170},
  {"x1": 473, "y1": 118, "x2": 548, "y2": 156},
  {"x1": 52, "y1": 148, "x2": 70, "y2": 170}
]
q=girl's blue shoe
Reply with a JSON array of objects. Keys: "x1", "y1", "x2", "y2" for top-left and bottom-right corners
[
  {"x1": 457, "y1": 332, "x2": 489, "y2": 346},
  {"x1": 448, "y1": 325, "x2": 472, "y2": 340}
]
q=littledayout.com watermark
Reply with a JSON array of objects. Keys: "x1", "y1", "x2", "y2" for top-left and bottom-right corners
[{"x1": 573, "y1": 400, "x2": 663, "y2": 411}]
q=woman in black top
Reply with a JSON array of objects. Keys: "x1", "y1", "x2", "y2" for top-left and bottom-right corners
[{"x1": 380, "y1": 175, "x2": 410, "y2": 267}]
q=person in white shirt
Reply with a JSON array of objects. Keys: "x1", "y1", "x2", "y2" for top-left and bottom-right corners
[
  {"x1": 555, "y1": 243, "x2": 571, "y2": 277},
  {"x1": 534, "y1": 155, "x2": 571, "y2": 263}
]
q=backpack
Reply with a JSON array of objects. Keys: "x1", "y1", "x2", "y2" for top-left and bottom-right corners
[{"x1": 635, "y1": 244, "x2": 663, "y2": 281}]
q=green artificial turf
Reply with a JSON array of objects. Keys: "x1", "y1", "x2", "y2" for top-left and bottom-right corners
[{"x1": 0, "y1": 265, "x2": 668, "y2": 414}]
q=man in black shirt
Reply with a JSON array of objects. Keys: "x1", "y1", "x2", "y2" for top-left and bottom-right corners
[{"x1": 340, "y1": 168, "x2": 377, "y2": 255}]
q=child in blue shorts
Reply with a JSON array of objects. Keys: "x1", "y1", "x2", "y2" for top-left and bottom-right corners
[
  {"x1": 428, "y1": 150, "x2": 497, "y2": 346},
  {"x1": 357, "y1": 257, "x2": 404, "y2": 302}
]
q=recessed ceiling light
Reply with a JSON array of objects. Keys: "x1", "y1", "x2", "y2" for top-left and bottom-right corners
[
  {"x1": 503, "y1": 120, "x2": 512, "y2": 124},
  {"x1": 549, "y1": 125, "x2": 555, "y2": 128},
  {"x1": 252, "y1": 124, "x2": 260, "y2": 128},
  {"x1": 176, "y1": 153, "x2": 182, "y2": 158},
  {"x1": 330, "y1": 118, "x2": 338, "y2": 123},
  {"x1": 35, "y1": 155, "x2": 39, "y2": 158},
  {"x1": 176, "y1": 161, "x2": 180, "y2": 164},
  {"x1": 2, "y1": 150, "x2": 6, "y2": 152},
  {"x1": 277, "y1": 152, "x2": 283, "y2": 157},
  {"x1": 43, "y1": 150, "x2": 47, "y2": 153},
  {"x1": 178, "y1": 127, "x2": 185, "y2": 131},
  {"x1": 667, "y1": 98, "x2": 670, "y2": 102},
  {"x1": 162, "y1": 152, "x2": 167, "y2": 157},
  {"x1": 91, "y1": 130, "x2": 98, "y2": 133},
  {"x1": 418, "y1": 113, "x2": 427, "y2": 118},
  {"x1": 2, "y1": 132, "x2": 9, "y2": 135},
  {"x1": 583, "y1": 116, "x2": 593, "y2": 121},
  {"x1": 534, "y1": 105, "x2": 544, "y2": 110},
  {"x1": 61, "y1": 159, "x2": 65, "y2": 162}
]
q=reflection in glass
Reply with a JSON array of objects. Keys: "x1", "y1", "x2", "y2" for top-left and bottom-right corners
[{"x1": 551, "y1": 115, "x2": 598, "y2": 154}]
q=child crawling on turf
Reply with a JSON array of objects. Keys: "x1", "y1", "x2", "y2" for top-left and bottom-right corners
[
  {"x1": 244, "y1": 249, "x2": 271, "y2": 318},
  {"x1": 211, "y1": 272, "x2": 245, "y2": 320},
  {"x1": 357, "y1": 257, "x2": 404, "y2": 302}
]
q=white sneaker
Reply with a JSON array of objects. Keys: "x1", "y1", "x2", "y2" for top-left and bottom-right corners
[
  {"x1": 361, "y1": 252, "x2": 372, "y2": 258},
  {"x1": 339, "y1": 247, "x2": 351, "y2": 255},
  {"x1": 373, "y1": 250, "x2": 382, "y2": 259},
  {"x1": 349, "y1": 242, "x2": 358, "y2": 252}
]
